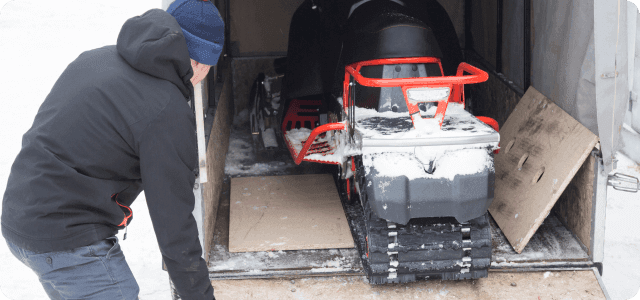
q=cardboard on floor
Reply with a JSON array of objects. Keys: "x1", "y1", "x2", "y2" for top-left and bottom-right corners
[{"x1": 229, "y1": 174, "x2": 355, "y2": 252}]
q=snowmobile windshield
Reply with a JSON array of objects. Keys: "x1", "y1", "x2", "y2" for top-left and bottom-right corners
[{"x1": 356, "y1": 62, "x2": 442, "y2": 110}]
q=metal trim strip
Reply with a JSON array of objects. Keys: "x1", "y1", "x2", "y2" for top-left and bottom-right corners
[{"x1": 362, "y1": 133, "x2": 500, "y2": 147}]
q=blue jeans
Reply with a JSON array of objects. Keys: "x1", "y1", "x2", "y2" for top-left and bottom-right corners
[{"x1": 6, "y1": 236, "x2": 139, "y2": 300}]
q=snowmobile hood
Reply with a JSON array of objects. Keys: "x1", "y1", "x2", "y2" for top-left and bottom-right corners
[{"x1": 117, "y1": 9, "x2": 193, "y2": 99}]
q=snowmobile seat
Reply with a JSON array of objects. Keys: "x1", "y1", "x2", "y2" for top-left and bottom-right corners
[{"x1": 342, "y1": 0, "x2": 443, "y2": 66}]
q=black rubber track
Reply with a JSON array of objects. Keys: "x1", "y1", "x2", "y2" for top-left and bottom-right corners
[{"x1": 338, "y1": 155, "x2": 492, "y2": 284}]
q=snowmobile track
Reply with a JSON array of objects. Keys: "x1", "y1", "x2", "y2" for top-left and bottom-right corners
[{"x1": 337, "y1": 156, "x2": 492, "y2": 284}]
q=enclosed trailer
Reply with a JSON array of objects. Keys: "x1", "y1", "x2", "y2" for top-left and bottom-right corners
[{"x1": 161, "y1": 0, "x2": 640, "y2": 298}]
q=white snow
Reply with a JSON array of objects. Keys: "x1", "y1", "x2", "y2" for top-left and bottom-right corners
[
  {"x1": 310, "y1": 267, "x2": 346, "y2": 273},
  {"x1": 363, "y1": 145, "x2": 495, "y2": 181},
  {"x1": 410, "y1": 114, "x2": 441, "y2": 133},
  {"x1": 224, "y1": 129, "x2": 294, "y2": 175},
  {"x1": 284, "y1": 125, "x2": 351, "y2": 164},
  {"x1": 354, "y1": 103, "x2": 498, "y2": 181},
  {"x1": 0, "y1": 1, "x2": 170, "y2": 299},
  {"x1": 208, "y1": 246, "x2": 287, "y2": 272},
  {"x1": 287, "y1": 127, "x2": 315, "y2": 145},
  {"x1": 310, "y1": 255, "x2": 351, "y2": 272},
  {"x1": 602, "y1": 153, "x2": 640, "y2": 300},
  {"x1": 261, "y1": 127, "x2": 278, "y2": 148},
  {"x1": 353, "y1": 105, "x2": 496, "y2": 140}
]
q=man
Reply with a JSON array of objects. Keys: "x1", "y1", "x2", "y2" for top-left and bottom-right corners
[{"x1": 1, "y1": 0, "x2": 223, "y2": 299}]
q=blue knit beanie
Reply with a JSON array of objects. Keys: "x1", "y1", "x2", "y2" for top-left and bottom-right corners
[{"x1": 167, "y1": 0, "x2": 224, "y2": 66}]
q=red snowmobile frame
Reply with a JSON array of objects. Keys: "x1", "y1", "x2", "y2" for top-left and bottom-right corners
[{"x1": 283, "y1": 57, "x2": 497, "y2": 166}]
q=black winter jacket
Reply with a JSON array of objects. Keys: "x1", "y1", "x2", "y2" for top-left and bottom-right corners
[{"x1": 1, "y1": 9, "x2": 213, "y2": 300}]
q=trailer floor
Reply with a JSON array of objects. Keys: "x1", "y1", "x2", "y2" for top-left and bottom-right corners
[
  {"x1": 213, "y1": 124, "x2": 592, "y2": 279},
  {"x1": 210, "y1": 271, "x2": 605, "y2": 300}
]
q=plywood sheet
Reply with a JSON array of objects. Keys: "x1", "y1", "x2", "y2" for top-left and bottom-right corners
[
  {"x1": 229, "y1": 174, "x2": 354, "y2": 252},
  {"x1": 203, "y1": 72, "x2": 233, "y2": 262},
  {"x1": 489, "y1": 87, "x2": 599, "y2": 253},
  {"x1": 229, "y1": 0, "x2": 303, "y2": 55}
]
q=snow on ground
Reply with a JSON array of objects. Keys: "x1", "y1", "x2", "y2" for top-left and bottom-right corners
[
  {"x1": 1, "y1": 0, "x2": 640, "y2": 300},
  {"x1": 0, "y1": 1, "x2": 171, "y2": 299},
  {"x1": 602, "y1": 153, "x2": 640, "y2": 300}
]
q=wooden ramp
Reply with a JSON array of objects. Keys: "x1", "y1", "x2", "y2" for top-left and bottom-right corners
[
  {"x1": 489, "y1": 87, "x2": 599, "y2": 253},
  {"x1": 211, "y1": 270, "x2": 607, "y2": 300}
]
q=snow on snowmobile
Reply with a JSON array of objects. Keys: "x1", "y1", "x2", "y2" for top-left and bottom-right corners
[{"x1": 250, "y1": 0, "x2": 500, "y2": 283}]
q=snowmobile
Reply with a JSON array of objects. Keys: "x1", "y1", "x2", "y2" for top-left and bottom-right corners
[{"x1": 249, "y1": 0, "x2": 500, "y2": 283}]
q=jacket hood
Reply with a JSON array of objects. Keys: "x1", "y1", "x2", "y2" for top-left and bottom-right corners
[{"x1": 117, "y1": 9, "x2": 193, "y2": 99}]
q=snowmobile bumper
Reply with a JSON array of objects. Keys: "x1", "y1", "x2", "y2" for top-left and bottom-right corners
[{"x1": 364, "y1": 160, "x2": 495, "y2": 225}]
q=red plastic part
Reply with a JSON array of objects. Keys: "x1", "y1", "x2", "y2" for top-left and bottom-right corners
[
  {"x1": 400, "y1": 84, "x2": 451, "y2": 128},
  {"x1": 344, "y1": 58, "x2": 488, "y2": 89},
  {"x1": 283, "y1": 57, "x2": 490, "y2": 166},
  {"x1": 281, "y1": 99, "x2": 323, "y2": 133},
  {"x1": 292, "y1": 122, "x2": 346, "y2": 165},
  {"x1": 342, "y1": 58, "x2": 489, "y2": 130},
  {"x1": 476, "y1": 116, "x2": 499, "y2": 132},
  {"x1": 299, "y1": 157, "x2": 342, "y2": 165},
  {"x1": 282, "y1": 98, "x2": 346, "y2": 165},
  {"x1": 347, "y1": 156, "x2": 357, "y2": 201}
]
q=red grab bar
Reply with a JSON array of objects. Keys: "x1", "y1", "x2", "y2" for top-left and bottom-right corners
[
  {"x1": 342, "y1": 58, "x2": 489, "y2": 129},
  {"x1": 344, "y1": 59, "x2": 488, "y2": 88},
  {"x1": 293, "y1": 122, "x2": 346, "y2": 165}
]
